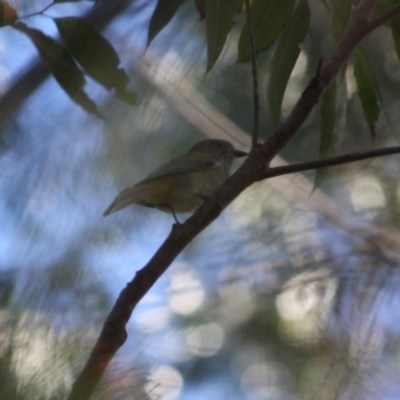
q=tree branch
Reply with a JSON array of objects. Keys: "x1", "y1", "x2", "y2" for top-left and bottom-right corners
[
  {"x1": 19, "y1": 2, "x2": 54, "y2": 19},
  {"x1": 365, "y1": 2, "x2": 400, "y2": 34},
  {"x1": 354, "y1": 0, "x2": 379, "y2": 20},
  {"x1": 68, "y1": 0, "x2": 400, "y2": 398},
  {"x1": 259, "y1": 146, "x2": 400, "y2": 180}
]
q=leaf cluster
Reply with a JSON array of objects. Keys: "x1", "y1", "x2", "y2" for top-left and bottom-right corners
[
  {"x1": 1, "y1": 0, "x2": 398, "y2": 161},
  {"x1": 2, "y1": 3, "x2": 136, "y2": 117},
  {"x1": 146, "y1": 0, "x2": 400, "y2": 189}
]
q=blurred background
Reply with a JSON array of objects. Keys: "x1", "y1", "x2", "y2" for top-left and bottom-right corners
[{"x1": 1, "y1": 0, "x2": 400, "y2": 399}]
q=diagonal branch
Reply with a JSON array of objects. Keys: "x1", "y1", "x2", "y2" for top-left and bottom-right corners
[{"x1": 68, "y1": 0, "x2": 400, "y2": 398}]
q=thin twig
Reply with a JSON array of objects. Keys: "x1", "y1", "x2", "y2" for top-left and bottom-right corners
[
  {"x1": 67, "y1": 0, "x2": 400, "y2": 399},
  {"x1": 259, "y1": 146, "x2": 400, "y2": 180},
  {"x1": 19, "y1": 2, "x2": 54, "y2": 19},
  {"x1": 365, "y1": 2, "x2": 400, "y2": 34},
  {"x1": 244, "y1": 0, "x2": 259, "y2": 147}
]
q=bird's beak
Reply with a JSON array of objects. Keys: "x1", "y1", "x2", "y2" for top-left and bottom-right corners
[{"x1": 233, "y1": 149, "x2": 248, "y2": 158}]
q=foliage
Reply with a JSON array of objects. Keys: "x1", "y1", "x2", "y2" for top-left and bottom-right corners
[
  {"x1": 2, "y1": 1, "x2": 400, "y2": 400},
  {"x1": 2, "y1": 0, "x2": 399, "y2": 185}
]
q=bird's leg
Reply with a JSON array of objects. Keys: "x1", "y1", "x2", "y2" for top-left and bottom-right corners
[{"x1": 166, "y1": 204, "x2": 181, "y2": 225}]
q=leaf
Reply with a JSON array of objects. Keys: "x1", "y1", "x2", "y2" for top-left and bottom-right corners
[
  {"x1": 353, "y1": 45, "x2": 381, "y2": 142},
  {"x1": 0, "y1": 1, "x2": 17, "y2": 26},
  {"x1": 313, "y1": 76, "x2": 347, "y2": 191},
  {"x1": 196, "y1": 0, "x2": 242, "y2": 20},
  {"x1": 205, "y1": 0, "x2": 238, "y2": 72},
  {"x1": 320, "y1": 80, "x2": 337, "y2": 158},
  {"x1": 238, "y1": 0, "x2": 295, "y2": 62},
  {"x1": 53, "y1": 0, "x2": 81, "y2": 3},
  {"x1": 313, "y1": 79, "x2": 337, "y2": 191},
  {"x1": 54, "y1": 17, "x2": 136, "y2": 105},
  {"x1": 147, "y1": 0, "x2": 185, "y2": 47},
  {"x1": 236, "y1": 0, "x2": 244, "y2": 13},
  {"x1": 12, "y1": 22, "x2": 103, "y2": 118},
  {"x1": 330, "y1": 0, "x2": 352, "y2": 42},
  {"x1": 267, "y1": 0, "x2": 310, "y2": 124},
  {"x1": 391, "y1": 17, "x2": 400, "y2": 61},
  {"x1": 194, "y1": 0, "x2": 205, "y2": 19},
  {"x1": 387, "y1": 0, "x2": 400, "y2": 61}
]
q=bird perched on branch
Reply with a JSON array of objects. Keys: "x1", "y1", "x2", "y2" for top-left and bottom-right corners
[{"x1": 103, "y1": 139, "x2": 247, "y2": 223}]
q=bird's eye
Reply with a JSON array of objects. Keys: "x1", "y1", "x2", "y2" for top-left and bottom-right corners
[{"x1": 218, "y1": 143, "x2": 226, "y2": 148}]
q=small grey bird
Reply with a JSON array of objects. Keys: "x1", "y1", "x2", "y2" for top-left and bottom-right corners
[{"x1": 103, "y1": 139, "x2": 247, "y2": 223}]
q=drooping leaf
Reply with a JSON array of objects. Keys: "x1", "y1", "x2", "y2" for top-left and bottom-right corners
[
  {"x1": 205, "y1": 0, "x2": 238, "y2": 72},
  {"x1": 330, "y1": 0, "x2": 352, "y2": 42},
  {"x1": 53, "y1": 0, "x2": 81, "y2": 3},
  {"x1": 386, "y1": 0, "x2": 400, "y2": 61},
  {"x1": 314, "y1": 79, "x2": 337, "y2": 191},
  {"x1": 236, "y1": 0, "x2": 244, "y2": 12},
  {"x1": 267, "y1": 0, "x2": 310, "y2": 124},
  {"x1": 194, "y1": 0, "x2": 205, "y2": 19},
  {"x1": 391, "y1": 17, "x2": 400, "y2": 60},
  {"x1": 13, "y1": 22, "x2": 103, "y2": 118},
  {"x1": 238, "y1": 0, "x2": 295, "y2": 62},
  {"x1": 313, "y1": 76, "x2": 347, "y2": 191},
  {"x1": 54, "y1": 17, "x2": 136, "y2": 105},
  {"x1": 354, "y1": 45, "x2": 381, "y2": 142},
  {"x1": 0, "y1": 1, "x2": 17, "y2": 26},
  {"x1": 147, "y1": 0, "x2": 185, "y2": 47},
  {"x1": 320, "y1": 80, "x2": 337, "y2": 158}
]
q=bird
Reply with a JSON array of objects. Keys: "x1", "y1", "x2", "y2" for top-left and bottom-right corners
[{"x1": 103, "y1": 139, "x2": 248, "y2": 223}]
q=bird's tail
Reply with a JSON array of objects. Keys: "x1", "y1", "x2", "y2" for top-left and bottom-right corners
[{"x1": 103, "y1": 187, "x2": 139, "y2": 216}]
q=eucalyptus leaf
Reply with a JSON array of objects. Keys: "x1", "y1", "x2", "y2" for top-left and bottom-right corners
[
  {"x1": 13, "y1": 22, "x2": 103, "y2": 118},
  {"x1": 194, "y1": 0, "x2": 205, "y2": 19},
  {"x1": 238, "y1": 0, "x2": 294, "y2": 62},
  {"x1": 147, "y1": 0, "x2": 185, "y2": 47},
  {"x1": 0, "y1": 1, "x2": 17, "y2": 26},
  {"x1": 387, "y1": 0, "x2": 400, "y2": 61},
  {"x1": 53, "y1": 0, "x2": 82, "y2": 3},
  {"x1": 205, "y1": 0, "x2": 238, "y2": 72},
  {"x1": 313, "y1": 79, "x2": 337, "y2": 191},
  {"x1": 55, "y1": 17, "x2": 136, "y2": 105},
  {"x1": 330, "y1": 0, "x2": 352, "y2": 42},
  {"x1": 267, "y1": 0, "x2": 310, "y2": 124},
  {"x1": 354, "y1": 46, "x2": 381, "y2": 142},
  {"x1": 313, "y1": 76, "x2": 347, "y2": 191}
]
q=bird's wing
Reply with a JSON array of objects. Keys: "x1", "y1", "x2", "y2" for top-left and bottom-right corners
[
  {"x1": 135, "y1": 152, "x2": 221, "y2": 187},
  {"x1": 103, "y1": 153, "x2": 221, "y2": 217}
]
